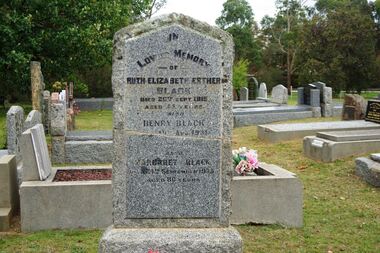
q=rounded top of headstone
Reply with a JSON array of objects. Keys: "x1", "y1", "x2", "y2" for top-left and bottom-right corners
[{"x1": 114, "y1": 13, "x2": 233, "y2": 44}]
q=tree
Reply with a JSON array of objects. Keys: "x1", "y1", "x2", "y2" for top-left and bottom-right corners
[
  {"x1": 260, "y1": 0, "x2": 308, "y2": 94},
  {"x1": 297, "y1": 2, "x2": 377, "y2": 94},
  {"x1": 233, "y1": 59, "x2": 250, "y2": 97},
  {"x1": 0, "y1": 1, "x2": 163, "y2": 100},
  {"x1": 216, "y1": 0, "x2": 262, "y2": 69}
]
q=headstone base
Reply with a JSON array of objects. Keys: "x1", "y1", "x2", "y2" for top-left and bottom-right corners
[{"x1": 99, "y1": 226, "x2": 242, "y2": 253}]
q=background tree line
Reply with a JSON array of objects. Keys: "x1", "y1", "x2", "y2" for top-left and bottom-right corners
[
  {"x1": 0, "y1": 0, "x2": 165, "y2": 101},
  {"x1": 217, "y1": 0, "x2": 380, "y2": 96},
  {"x1": 1, "y1": 0, "x2": 379, "y2": 101}
]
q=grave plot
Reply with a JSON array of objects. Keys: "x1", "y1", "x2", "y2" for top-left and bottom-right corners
[
  {"x1": 258, "y1": 120, "x2": 380, "y2": 143},
  {"x1": 231, "y1": 163, "x2": 303, "y2": 228},
  {"x1": 303, "y1": 129, "x2": 380, "y2": 162}
]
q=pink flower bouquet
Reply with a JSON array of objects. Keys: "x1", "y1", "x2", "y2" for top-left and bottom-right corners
[{"x1": 232, "y1": 147, "x2": 259, "y2": 175}]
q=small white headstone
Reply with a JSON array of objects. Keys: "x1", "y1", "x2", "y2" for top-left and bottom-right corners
[
  {"x1": 30, "y1": 124, "x2": 52, "y2": 180},
  {"x1": 258, "y1": 83, "x2": 267, "y2": 99},
  {"x1": 271, "y1": 84, "x2": 288, "y2": 104},
  {"x1": 20, "y1": 124, "x2": 51, "y2": 181}
]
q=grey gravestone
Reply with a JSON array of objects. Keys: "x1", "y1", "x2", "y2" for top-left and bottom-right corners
[
  {"x1": 99, "y1": 13, "x2": 242, "y2": 253},
  {"x1": 6, "y1": 106, "x2": 24, "y2": 162},
  {"x1": 43, "y1": 90, "x2": 51, "y2": 133},
  {"x1": 310, "y1": 89, "x2": 320, "y2": 107},
  {"x1": 20, "y1": 124, "x2": 51, "y2": 181},
  {"x1": 30, "y1": 61, "x2": 45, "y2": 111},
  {"x1": 321, "y1": 87, "x2": 333, "y2": 117},
  {"x1": 313, "y1": 81, "x2": 326, "y2": 103},
  {"x1": 271, "y1": 84, "x2": 288, "y2": 104},
  {"x1": 258, "y1": 82, "x2": 267, "y2": 98},
  {"x1": 24, "y1": 110, "x2": 42, "y2": 131},
  {"x1": 21, "y1": 124, "x2": 51, "y2": 181},
  {"x1": 50, "y1": 103, "x2": 66, "y2": 136},
  {"x1": 240, "y1": 87, "x2": 249, "y2": 101},
  {"x1": 297, "y1": 87, "x2": 304, "y2": 105}
]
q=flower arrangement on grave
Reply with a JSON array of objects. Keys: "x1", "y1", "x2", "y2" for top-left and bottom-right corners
[{"x1": 232, "y1": 147, "x2": 259, "y2": 175}]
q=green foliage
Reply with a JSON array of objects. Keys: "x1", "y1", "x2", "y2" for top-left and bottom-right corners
[
  {"x1": 0, "y1": 1, "x2": 162, "y2": 100},
  {"x1": 233, "y1": 59, "x2": 249, "y2": 94},
  {"x1": 216, "y1": 0, "x2": 262, "y2": 69},
  {"x1": 297, "y1": 2, "x2": 377, "y2": 94},
  {"x1": 260, "y1": 0, "x2": 308, "y2": 90}
]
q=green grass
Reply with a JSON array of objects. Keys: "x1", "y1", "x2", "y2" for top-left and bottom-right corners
[
  {"x1": 74, "y1": 110, "x2": 113, "y2": 130},
  {"x1": 1, "y1": 110, "x2": 380, "y2": 252}
]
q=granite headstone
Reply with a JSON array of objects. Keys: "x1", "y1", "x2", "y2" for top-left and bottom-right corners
[
  {"x1": 365, "y1": 100, "x2": 380, "y2": 124},
  {"x1": 6, "y1": 106, "x2": 24, "y2": 162},
  {"x1": 247, "y1": 76, "x2": 258, "y2": 100},
  {"x1": 240, "y1": 87, "x2": 249, "y2": 101},
  {"x1": 258, "y1": 82, "x2": 267, "y2": 98},
  {"x1": 271, "y1": 84, "x2": 288, "y2": 104},
  {"x1": 20, "y1": 124, "x2": 51, "y2": 181},
  {"x1": 30, "y1": 61, "x2": 45, "y2": 111},
  {"x1": 24, "y1": 110, "x2": 42, "y2": 131},
  {"x1": 99, "y1": 13, "x2": 242, "y2": 253}
]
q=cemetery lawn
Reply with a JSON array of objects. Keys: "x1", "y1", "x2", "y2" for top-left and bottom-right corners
[{"x1": 1, "y1": 111, "x2": 379, "y2": 252}]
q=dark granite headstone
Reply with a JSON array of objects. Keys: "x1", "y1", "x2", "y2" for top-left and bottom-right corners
[{"x1": 365, "y1": 100, "x2": 380, "y2": 124}]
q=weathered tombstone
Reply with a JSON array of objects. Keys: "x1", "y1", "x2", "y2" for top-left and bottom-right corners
[
  {"x1": 24, "y1": 110, "x2": 42, "y2": 131},
  {"x1": 240, "y1": 87, "x2": 249, "y2": 101},
  {"x1": 258, "y1": 82, "x2": 267, "y2": 99},
  {"x1": 342, "y1": 94, "x2": 367, "y2": 120},
  {"x1": 42, "y1": 90, "x2": 51, "y2": 133},
  {"x1": 321, "y1": 87, "x2": 333, "y2": 117},
  {"x1": 297, "y1": 87, "x2": 304, "y2": 105},
  {"x1": 356, "y1": 154, "x2": 380, "y2": 187},
  {"x1": 313, "y1": 81, "x2": 326, "y2": 102},
  {"x1": 247, "y1": 76, "x2": 258, "y2": 100},
  {"x1": 30, "y1": 61, "x2": 45, "y2": 111},
  {"x1": 50, "y1": 103, "x2": 66, "y2": 164},
  {"x1": 99, "y1": 13, "x2": 242, "y2": 253},
  {"x1": 271, "y1": 84, "x2": 288, "y2": 104},
  {"x1": 365, "y1": 100, "x2": 380, "y2": 124},
  {"x1": 6, "y1": 106, "x2": 24, "y2": 162},
  {"x1": 20, "y1": 124, "x2": 52, "y2": 181}
]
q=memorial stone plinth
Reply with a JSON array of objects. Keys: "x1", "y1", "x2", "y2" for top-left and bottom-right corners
[{"x1": 99, "y1": 13, "x2": 242, "y2": 253}]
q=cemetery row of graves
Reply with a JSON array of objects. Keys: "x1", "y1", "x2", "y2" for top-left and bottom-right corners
[{"x1": 0, "y1": 14, "x2": 379, "y2": 252}]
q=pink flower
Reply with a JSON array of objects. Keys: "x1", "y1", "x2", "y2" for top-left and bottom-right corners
[
  {"x1": 246, "y1": 150, "x2": 259, "y2": 169},
  {"x1": 235, "y1": 160, "x2": 253, "y2": 175}
]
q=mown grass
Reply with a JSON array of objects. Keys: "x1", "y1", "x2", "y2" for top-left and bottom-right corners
[
  {"x1": 1, "y1": 110, "x2": 380, "y2": 252},
  {"x1": 74, "y1": 110, "x2": 113, "y2": 130}
]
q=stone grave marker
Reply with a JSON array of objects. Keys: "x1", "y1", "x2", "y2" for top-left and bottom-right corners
[
  {"x1": 30, "y1": 61, "x2": 45, "y2": 111},
  {"x1": 365, "y1": 100, "x2": 380, "y2": 124},
  {"x1": 342, "y1": 94, "x2": 367, "y2": 120},
  {"x1": 271, "y1": 84, "x2": 288, "y2": 104},
  {"x1": 20, "y1": 124, "x2": 51, "y2": 181},
  {"x1": 6, "y1": 106, "x2": 24, "y2": 162},
  {"x1": 247, "y1": 76, "x2": 258, "y2": 100},
  {"x1": 240, "y1": 87, "x2": 249, "y2": 101},
  {"x1": 24, "y1": 110, "x2": 42, "y2": 131},
  {"x1": 258, "y1": 82, "x2": 267, "y2": 98},
  {"x1": 99, "y1": 13, "x2": 242, "y2": 253}
]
